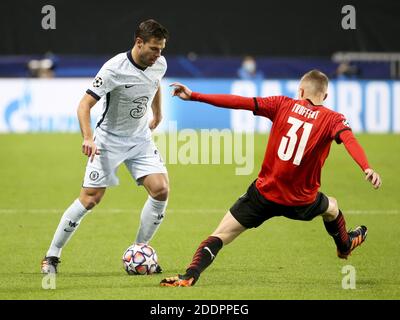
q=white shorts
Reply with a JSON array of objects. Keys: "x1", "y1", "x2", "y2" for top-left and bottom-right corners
[{"x1": 82, "y1": 128, "x2": 167, "y2": 188}]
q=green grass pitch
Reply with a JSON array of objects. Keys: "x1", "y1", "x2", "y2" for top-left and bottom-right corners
[{"x1": 0, "y1": 133, "x2": 399, "y2": 299}]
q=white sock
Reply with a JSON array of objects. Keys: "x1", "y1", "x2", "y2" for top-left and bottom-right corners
[
  {"x1": 135, "y1": 196, "x2": 167, "y2": 244},
  {"x1": 46, "y1": 199, "x2": 88, "y2": 257}
]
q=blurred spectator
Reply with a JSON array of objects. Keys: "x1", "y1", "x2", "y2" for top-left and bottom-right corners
[
  {"x1": 334, "y1": 62, "x2": 360, "y2": 79},
  {"x1": 237, "y1": 55, "x2": 264, "y2": 80},
  {"x1": 27, "y1": 53, "x2": 56, "y2": 78}
]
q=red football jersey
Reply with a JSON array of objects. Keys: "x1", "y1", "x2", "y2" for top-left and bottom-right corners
[{"x1": 254, "y1": 96, "x2": 351, "y2": 206}]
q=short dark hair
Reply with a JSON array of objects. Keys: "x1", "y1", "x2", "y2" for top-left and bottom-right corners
[
  {"x1": 301, "y1": 69, "x2": 329, "y2": 94},
  {"x1": 135, "y1": 19, "x2": 169, "y2": 43}
]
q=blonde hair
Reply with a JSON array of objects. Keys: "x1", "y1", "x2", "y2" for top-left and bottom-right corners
[{"x1": 300, "y1": 69, "x2": 329, "y2": 95}]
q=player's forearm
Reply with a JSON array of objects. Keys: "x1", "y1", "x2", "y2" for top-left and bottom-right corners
[
  {"x1": 77, "y1": 103, "x2": 93, "y2": 140},
  {"x1": 151, "y1": 87, "x2": 162, "y2": 118},
  {"x1": 151, "y1": 103, "x2": 162, "y2": 119},
  {"x1": 340, "y1": 130, "x2": 370, "y2": 171},
  {"x1": 190, "y1": 92, "x2": 256, "y2": 111},
  {"x1": 151, "y1": 99, "x2": 162, "y2": 118}
]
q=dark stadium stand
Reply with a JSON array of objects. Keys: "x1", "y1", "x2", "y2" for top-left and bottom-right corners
[{"x1": 0, "y1": 55, "x2": 391, "y2": 79}]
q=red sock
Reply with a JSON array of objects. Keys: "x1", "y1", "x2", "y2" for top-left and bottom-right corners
[
  {"x1": 185, "y1": 236, "x2": 223, "y2": 280},
  {"x1": 323, "y1": 211, "x2": 350, "y2": 252}
]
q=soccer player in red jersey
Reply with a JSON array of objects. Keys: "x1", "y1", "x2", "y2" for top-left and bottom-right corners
[{"x1": 160, "y1": 70, "x2": 382, "y2": 287}]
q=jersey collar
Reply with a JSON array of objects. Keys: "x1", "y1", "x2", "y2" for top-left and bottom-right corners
[
  {"x1": 126, "y1": 50, "x2": 147, "y2": 71},
  {"x1": 306, "y1": 98, "x2": 322, "y2": 106}
]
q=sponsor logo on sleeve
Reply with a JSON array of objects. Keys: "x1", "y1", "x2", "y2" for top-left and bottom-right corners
[
  {"x1": 93, "y1": 77, "x2": 103, "y2": 88},
  {"x1": 343, "y1": 119, "x2": 350, "y2": 127}
]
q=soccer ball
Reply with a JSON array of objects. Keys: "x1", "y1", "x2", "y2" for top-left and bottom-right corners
[{"x1": 122, "y1": 243, "x2": 158, "y2": 275}]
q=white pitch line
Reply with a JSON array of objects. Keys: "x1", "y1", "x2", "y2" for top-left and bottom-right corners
[
  {"x1": 0, "y1": 208, "x2": 398, "y2": 215},
  {"x1": 346, "y1": 209, "x2": 399, "y2": 215}
]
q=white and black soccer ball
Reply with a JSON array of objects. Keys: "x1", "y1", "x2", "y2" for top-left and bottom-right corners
[
  {"x1": 122, "y1": 243, "x2": 158, "y2": 275},
  {"x1": 92, "y1": 76, "x2": 103, "y2": 88}
]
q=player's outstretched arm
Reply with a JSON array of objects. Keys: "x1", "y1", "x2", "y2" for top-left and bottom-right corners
[
  {"x1": 339, "y1": 130, "x2": 382, "y2": 189},
  {"x1": 77, "y1": 93, "x2": 100, "y2": 162},
  {"x1": 169, "y1": 82, "x2": 256, "y2": 111}
]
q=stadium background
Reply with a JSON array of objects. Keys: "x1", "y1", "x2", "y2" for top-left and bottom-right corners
[
  {"x1": 0, "y1": 0, "x2": 399, "y2": 301},
  {"x1": 1, "y1": 0, "x2": 399, "y2": 134}
]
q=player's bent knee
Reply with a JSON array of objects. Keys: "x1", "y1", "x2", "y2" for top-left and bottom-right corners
[
  {"x1": 328, "y1": 197, "x2": 338, "y2": 213},
  {"x1": 80, "y1": 188, "x2": 105, "y2": 210},
  {"x1": 322, "y1": 197, "x2": 339, "y2": 220},
  {"x1": 149, "y1": 183, "x2": 169, "y2": 201},
  {"x1": 79, "y1": 196, "x2": 100, "y2": 210}
]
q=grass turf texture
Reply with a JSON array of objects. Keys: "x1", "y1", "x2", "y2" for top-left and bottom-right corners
[{"x1": 0, "y1": 133, "x2": 399, "y2": 299}]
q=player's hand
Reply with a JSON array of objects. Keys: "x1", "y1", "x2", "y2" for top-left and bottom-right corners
[
  {"x1": 82, "y1": 138, "x2": 100, "y2": 162},
  {"x1": 149, "y1": 116, "x2": 162, "y2": 131},
  {"x1": 364, "y1": 168, "x2": 382, "y2": 189},
  {"x1": 169, "y1": 82, "x2": 192, "y2": 100}
]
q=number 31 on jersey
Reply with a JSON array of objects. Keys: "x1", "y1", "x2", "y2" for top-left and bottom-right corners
[{"x1": 278, "y1": 116, "x2": 313, "y2": 166}]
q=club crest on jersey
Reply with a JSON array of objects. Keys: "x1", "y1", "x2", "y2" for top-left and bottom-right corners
[
  {"x1": 130, "y1": 96, "x2": 148, "y2": 119},
  {"x1": 93, "y1": 76, "x2": 103, "y2": 88}
]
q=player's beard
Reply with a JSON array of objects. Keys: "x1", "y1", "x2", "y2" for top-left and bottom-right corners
[{"x1": 144, "y1": 55, "x2": 158, "y2": 66}]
